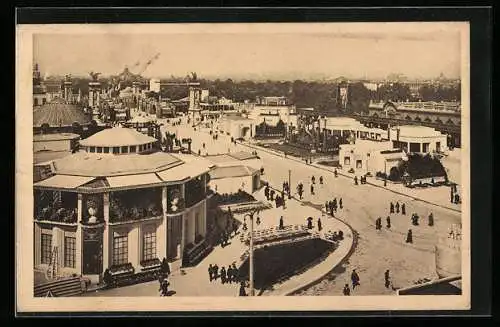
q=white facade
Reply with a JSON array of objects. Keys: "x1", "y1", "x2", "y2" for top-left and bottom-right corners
[
  {"x1": 33, "y1": 133, "x2": 80, "y2": 152},
  {"x1": 388, "y1": 125, "x2": 448, "y2": 153},
  {"x1": 339, "y1": 140, "x2": 402, "y2": 175},
  {"x1": 149, "y1": 78, "x2": 161, "y2": 93}
]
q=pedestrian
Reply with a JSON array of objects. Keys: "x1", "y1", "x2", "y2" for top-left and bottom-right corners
[
  {"x1": 450, "y1": 189, "x2": 454, "y2": 203},
  {"x1": 307, "y1": 217, "x2": 313, "y2": 229},
  {"x1": 220, "y1": 266, "x2": 227, "y2": 284},
  {"x1": 375, "y1": 217, "x2": 382, "y2": 230},
  {"x1": 454, "y1": 193, "x2": 460, "y2": 204},
  {"x1": 333, "y1": 198, "x2": 337, "y2": 212},
  {"x1": 351, "y1": 269, "x2": 360, "y2": 289},
  {"x1": 232, "y1": 263, "x2": 239, "y2": 282},
  {"x1": 354, "y1": 176, "x2": 358, "y2": 185},
  {"x1": 325, "y1": 201, "x2": 329, "y2": 213},
  {"x1": 202, "y1": 142, "x2": 206, "y2": 149},
  {"x1": 386, "y1": 216, "x2": 391, "y2": 229},
  {"x1": 264, "y1": 185, "x2": 270, "y2": 200},
  {"x1": 319, "y1": 176, "x2": 323, "y2": 184},
  {"x1": 317, "y1": 218, "x2": 322, "y2": 232},
  {"x1": 395, "y1": 202, "x2": 400, "y2": 213},
  {"x1": 406, "y1": 229, "x2": 413, "y2": 243},
  {"x1": 401, "y1": 203, "x2": 406, "y2": 215},
  {"x1": 412, "y1": 213, "x2": 419, "y2": 226},
  {"x1": 384, "y1": 270, "x2": 391, "y2": 289},
  {"x1": 256, "y1": 216, "x2": 261, "y2": 225},
  {"x1": 428, "y1": 212, "x2": 434, "y2": 227},
  {"x1": 208, "y1": 264, "x2": 214, "y2": 282},
  {"x1": 339, "y1": 198, "x2": 343, "y2": 209},
  {"x1": 343, "y1": 284, "x2": 351, "y2": 296},
  {"x1": 310, "y1": 184, "x2": 314, "y2": 195},
  {"x1": 227, "y1": 265, "x2": 233, "y2": 284},
  {"x1": 312, "y1": 176, "x2": 316, "y2": 184},
  {"x1": 334, "y1": 169, "x2": 338, "y2": 177},
  {"x1": 390, "y1": 202, "x2": 395, "y2": 214},
  {"x1": 213, "y1": 264, "x2": 219, "y2": 280},
  {"x1": 198, "y1": 149, "x2": 201, "y2": 155},
  {"x1": 239, "y1": 281, "x2": 247, "y2": 296},
  {"x1": 270, "y1": 189, "x2": 275, "y2": 201},
  {"x1": 279, "y1": 216, "x2": 284, "y2": 229}
]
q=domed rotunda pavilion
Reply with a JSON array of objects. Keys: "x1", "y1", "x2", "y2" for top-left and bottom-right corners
[{"x1": 33, "y1": 126, "x2": 214, "y2": 284}]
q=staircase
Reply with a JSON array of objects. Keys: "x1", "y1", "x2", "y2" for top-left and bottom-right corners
[{"x1": 34, "y1": 277, "x2": 85, "y2": 297}]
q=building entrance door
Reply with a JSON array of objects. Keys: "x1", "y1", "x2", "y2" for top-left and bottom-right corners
[
  {"x1": 167, "y1": 215, "x2": 183, "y2": 261},
  {"x1": 82, "y1": 227, "x2": 103, "y2": 275}
]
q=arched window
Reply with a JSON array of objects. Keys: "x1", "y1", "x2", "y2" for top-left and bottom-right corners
[
  {"x1": 446, "y1": 118, "x2": 454, "y2": 125},
  {"x1": 424, "y1": 117, "x2": 432, "y2": 123},
  {"x1": 372, "y1": 113, "x2": 379, "y2": 118},
  {"x1": 405, "y1": 115, "x2": 412, "y2": 120},
  {"x1": 414, "y1": 117, "x2": 421, "y2": 122},
  {"x1": 435, "y1": 118, "x2": 443, "y2": 124}
]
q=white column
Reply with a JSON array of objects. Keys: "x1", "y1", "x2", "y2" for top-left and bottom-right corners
[
  {"x1": 102, "y1": 193, "x2": 110, "y2": 272},
  {"x1": 180, "y1": 214, "x2": 186, "y2": 261},
  {"x1": 128, "y1": 226, "x2": 140, "y2": 269},
  {"x1": 76, "y1": 194, "x2": 83, "y2": 274},
  {"x1": 159, "y1": 187, "x2": 167, "y2": 261}
]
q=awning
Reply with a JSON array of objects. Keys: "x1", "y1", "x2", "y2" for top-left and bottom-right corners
[
  {"x1": 106, "y1": 173, "x2": 163, "y2": 189},
  {"x1": 157, "y1": 162, "x2": 209, "y2": 182},
  {"x1": 34, "y1": 175, "x2": 95, "y2": 190}
]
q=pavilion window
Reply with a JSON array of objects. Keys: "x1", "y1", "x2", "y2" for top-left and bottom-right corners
[
  {"x1": 142, "y1": 229, "x2": 157, "y2": 261},
  {"x1": 64, "y1": 236, "x2": 76, "y2": 268},
  {"x1": 113, "y1": 147, "x2": 120, "y2": 154},
  {"x1": 97, "y1": 147, "x2": 103, "y2": 153},
  {"x1": 89, "y1": 146, "x2": 96, "y2": 153},
  {"x1": 130, "y1": 146, "x2": 136, "y2": 153},
  {"x1": 112, "y1": 234, "x2": 128, "y2": 266},
  {"x1": 103, "y1": 147, "x2": 110, "y2": 154},
  {"x1": 41, "y1": 233, "x2": 52, "y2": 264},
  {"x1": 139, "y1": 145, "x2": 143, "y2": 152},
  {"x1": 121, "y1": 146, "x2": 129, "y2": 154}
]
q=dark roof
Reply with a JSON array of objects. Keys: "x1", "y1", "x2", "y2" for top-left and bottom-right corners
[{"x1": 33, "y1": 101, "x2": 91, "y2": 127}]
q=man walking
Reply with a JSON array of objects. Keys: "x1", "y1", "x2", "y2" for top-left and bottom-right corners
[
  {"x1": 339, "y1": 198, "x2": 343, "y2": 209},
  {"x1": 401, "y1": 203, "x2": 406, "y2": 215},
  {"x1": 428, "y1": 212, "x2": 434, "y2": 226},
  {"x1": 386, "y1": 216, "x2": 391, "y2": 229},
  {"x1": 208, "y1": 264, "x2": 214, "y2": 282},
  {"x1": 317, "y1": 218, "x2": 322, "y2": 232},
  {"x1": 351, "y1": 269, "x2": 360, "y2": 290},
  {"x1": 279, "y1": 216, "x2": 284, "y2": 230},
  {"x1": 384, "y1": 270, "x2": 391, "y2": 289},
  {"x1": 390, "y1": 202, "x2": 395, "y2": 214},
  {"x1": 406, "y1": 229, "x2": 413, "y2": 244},
  {"x1": 395, "y1": 202, "x2": 400, "y2": 214}
]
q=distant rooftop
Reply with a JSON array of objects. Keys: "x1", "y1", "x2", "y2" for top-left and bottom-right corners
[
  {"x1": 33, "y1": 101, "x2": 90, "y2": 127},
  {"x1": 80, "y1": 127, "x2": 157, "y2": 148},
  {"x1": 209, "y1": 165, "x2": 257, "y2": 179},
  {"x1": 33, "y1": 133, "x2": 80, "y2": 142}
]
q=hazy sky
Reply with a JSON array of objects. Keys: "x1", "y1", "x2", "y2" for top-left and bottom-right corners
[{"x1": 33, "y1": 23, "x2": 463, "y2": 80}]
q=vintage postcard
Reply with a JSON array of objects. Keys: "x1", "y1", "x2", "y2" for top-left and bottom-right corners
[{"x1": 16, "y1": 21, "x2": 470, "y2": 313}]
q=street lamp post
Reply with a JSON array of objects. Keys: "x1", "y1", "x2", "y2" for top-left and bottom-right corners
[
  {"x1": 384, "y1": 159, "x2": 387, "y2": 187},
  {"x1": 245, "y1": 209, "x2": 259, "y2": 296},
  {"x1": 288, "y1": 169, "x2": 292, "y2": 199}
]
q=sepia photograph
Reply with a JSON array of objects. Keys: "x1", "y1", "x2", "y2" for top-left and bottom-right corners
[{"x1": 16, "y1": 20, "x2": 471, "y2": 313}]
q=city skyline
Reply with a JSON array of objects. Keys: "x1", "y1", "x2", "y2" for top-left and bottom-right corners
[{"x1": 33, "y1": 23, "x2": 463, "y2": 81}]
